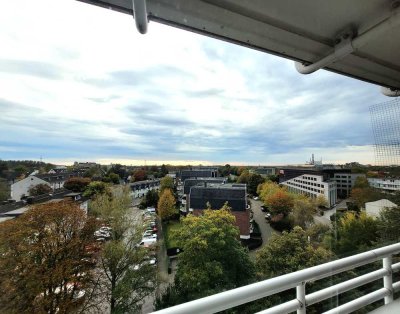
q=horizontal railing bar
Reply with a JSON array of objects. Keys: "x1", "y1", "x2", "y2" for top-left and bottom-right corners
[
  {"x1": 152, "y1": 243, "x2": 400, "y2": 314},
  {"x1": 306, "y1": 268, "x2": 387, "y2": 306},
  {"x1": 392, "y1": 261, "x2": 400, "y2": 272},
  {"x1": 255, "y1": 299, "x2": 300, "y2": 314},
  {"x1": 322, "y1": 288, "x2": 389, "y2": 314},
  {"x1": 393, "y1": 281, "x2": 400, "y2": 292}
]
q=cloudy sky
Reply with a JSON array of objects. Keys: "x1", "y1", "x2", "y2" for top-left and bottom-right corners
[{"x1": 0, "y1": 0, "x2": 389, "y2": 166}]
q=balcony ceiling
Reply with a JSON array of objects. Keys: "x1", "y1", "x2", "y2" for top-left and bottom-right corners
[{"x1": 78, "y1": 0, "x2": 400, "y2": 89}]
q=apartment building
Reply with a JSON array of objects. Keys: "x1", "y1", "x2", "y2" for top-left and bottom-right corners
[{"x1": 368, "y1": 178, "x2": 400, "y2": 192}]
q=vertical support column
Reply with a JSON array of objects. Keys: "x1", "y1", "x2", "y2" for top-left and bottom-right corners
[
  {"x1": 383, "y1": 256, "x2": 394, "y2": 304},
  {"x1": 297, "y1": 281, "x2": 306, "y2": 314}
]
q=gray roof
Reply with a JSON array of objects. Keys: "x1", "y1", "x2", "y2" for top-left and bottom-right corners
[
  {"x1": 183, "y1": 178, "x2": 226, "y2": 194},
  {"x1": 189, "y1": 184, "x2": 246, "y2": 211}
]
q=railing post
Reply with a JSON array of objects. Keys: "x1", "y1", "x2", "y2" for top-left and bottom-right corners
[
  {"x1": 297, "y1": 281, "x2": 306, "y2": 314},
  {"x1": 383, "y1": 256, "x2": 394, "y2": 304}
]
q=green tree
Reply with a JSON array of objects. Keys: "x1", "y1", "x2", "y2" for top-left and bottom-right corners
[
  {"x1": 158, "y1": 188, "x2": 176, "y2": 221},
  {"x1": 0, "y1": 179, "x2": 9, "y2": 202},
  {"x1": 237, "y1": 170, "x2": 250, "y2": 185},
  {"x1": 0, "y1": 201, "x2": 100, "y2": 314},
  {"x1": 256, "y1": 226, "x2": 333, "y2": 279},
  {"x1": 353, "y1": 176, "x2": 369, "y2": 188},
  {"x1": 315, "y1": 194, "x2": 328, "y2": 208},
  {"x1": 14, "y1": 165, "x2": 28, "y2": 178},
  {"x1": 248, "y1": 174, "x2": 265, "y2": 196},
  {"x1": 140, "y1": 189, "x2": 159, "y2": 209},
  {"x1": 290, "y1": 196, "x2": 315, "y2": 229},
  {"x1": 160, "y1": 164, "x2": 168, "y2": 177},
  {"x1": 323, "y1": 211, "x2": 379, "y2": 257},
  {"x1": 159, "y1": 176, "x2": 174, "y2": 193},
  {"x1": 377, "y1": 206, "x2": 400, "y2": 244},
  {"x1": 64, "y1": 177, "x2": 91, "y2": 192},
  {"x1": 83, "y1": 181, "x2": 110, "y2": 198},
  {"x1": 108, "y1": 173, "x2": 120, "y2": 185},
  {"x1": 28, "y1": 183, "x2": 52, "y2": 196},
  {"x1": 91, "y1": 188, "x2": 157, "y2": 313},
  {"x1": 156, "y1": 207, "x2": 255, "y2": 309}
]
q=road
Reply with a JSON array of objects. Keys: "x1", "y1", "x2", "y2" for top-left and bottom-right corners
[
  {"x1": 313, "y1": 199, "x2": 349, "y2": 226},
  {"x1": 249, "y1": 199, "x2": 276, "y2": 255}
]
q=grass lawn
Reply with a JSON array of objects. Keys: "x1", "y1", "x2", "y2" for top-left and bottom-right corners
[{"x1": 164, "y1": 220, "x2": 183, "y2": 249}]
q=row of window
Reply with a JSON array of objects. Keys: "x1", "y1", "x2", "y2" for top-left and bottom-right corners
[
  {"x1": 294, "y1": 179, "x2": 322, "y2": 187},
  {"x1": 286, "y1": 181, "x2": 323, "y2": 193},
  {"x1": 302, "y1": 176, "x2": 318, "y2": 181}
]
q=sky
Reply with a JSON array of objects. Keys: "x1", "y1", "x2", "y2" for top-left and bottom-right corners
[{"x1": 0, "y1": 0, "x2": 390, "y2": 166}]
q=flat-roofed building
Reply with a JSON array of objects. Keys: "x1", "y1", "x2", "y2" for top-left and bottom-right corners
[{"x1": 189, "y1": 183, "x2": 250, "y2": 239}]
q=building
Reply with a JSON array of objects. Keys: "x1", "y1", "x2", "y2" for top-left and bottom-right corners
[
  {"x1": 179, "y1": 168, "x2": 218, "y2": 182},
  {"x1": 281, "y1": 173, "x2": 337, "y2": 207},
  {"x1": 250, "y1": 167, "x2": 276, "y2": 177},
  {"x1": 129, "y1": 179, "x2": 160, "y2": 198},
  {"x1": 368, "y1": 178, "x2": 400, "y2": 192},
  {"x1": 333, "y1": 173, "x2": 366, "y2": 198},
  {"x1": 365, "y1": 199, "x2": 397, "y2": 218},
  {"x1": 181, "y1": 178, "x2": 226, "y2": 212},
  {"x1": 188, "y1": 183, "x2": 250, "y2": 239},
  {"x1": 11, "y1": 176, "x2": 51, "y2": 201},
  {"x1": 10, "y1": 172, "x2": 84, "y2": 201}
]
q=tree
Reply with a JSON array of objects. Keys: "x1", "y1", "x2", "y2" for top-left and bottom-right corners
[
  {"x1": 108, "y1": 173, "x2": 120, "y2": 185},
  {"x1": 159, "y1": 176, "x2": 174, "y2": 193},
  {"x1": 140, "y1": 189, "x2": 159, "y2": 209},
  {"x1": 14, "y1": 165, "x2": 28, "y2": 177},
  {"x1": 132, "y1": 169, "x2": 147, "y2": 182},
  {"x1": 237, "y1": 170, "x2": 250, "y2": 184},
  {"x1": 0, "y1": 179, "x2": 9, "y2": 202},
  {"x1": 158, "y1": 189, "x2": 176, "y2": 221},
  {"x1": 290, "y1": 196, "x2": 315, "y2": 229},
  {"x1": 350, "y1": 187, "x2": 381, "y2": 209},
  {"x1": 258, "y1": 181, "x2": 280, "y2": 202},
  {"x1": 156, "y1": 207, "x2": 255, "y2": 309},
  {"x1": 256, "y1": 227, "x2": 333, "y2": 279},
  {"x1": 0, "y1": 201, "x2": 100, "y2": 314},
  {"x1": 264, "y1": 189, "x2": 294, "y2": 216},
  {"x1": 64, "y1": 177, "x2": 91, "y2": 192},
  {"x1": 160, "y1": 164, "x2": 168, "y2": 177},
  {"x1": 90, "y1": 188, "x2": 157, "y2": 313},
  {"x1": 377, "y1": 206, "x2": 400, "y2": 244},
  {"x1": 248, "y1": 174, "x2": 265, "y2": 195},
  {"x1": 323, "y1": 211, "x2": 379, "y2": 257},
  {"x1": 28, "y1": 183, "x2": 52, "y2": 196},
  {"x1": 353, "y1": 176, "x2": 369, "y2": 189},
  {"x1": 83, "y1": 181, "x2": 109, "y2": 198},
  {"x1": 315, "y1": 195, "x2": 328, "y2": 208}
]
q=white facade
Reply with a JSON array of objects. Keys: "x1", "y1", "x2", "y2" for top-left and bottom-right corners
[
  {"x1": 333, "y1": 173, "x2": 366, "y2": 197},
  {"x1": 11, "y1": 176, "x2": 50, "y2": 201},
  {"x1": 368, "y1": 178, "x2": 400, "y2": 192},
  {"x1": 365, "y1": 199, "x2": 397, "y2": 218},
  {"x1": 281, "y1": 174, "x2": 337, "y2": 207}
]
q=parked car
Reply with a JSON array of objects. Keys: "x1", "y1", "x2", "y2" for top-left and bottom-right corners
[
  {"x1": 265, "y1": 213, "x2": 271, "y2": 221},
  {"x1": 253, "y1": 196, "x2": 259, "y2": 200}
]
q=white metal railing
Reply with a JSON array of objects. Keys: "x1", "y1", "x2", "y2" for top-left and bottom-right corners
[{"x1": 152, "y1": 242, "x2": 400, "y2": 314}]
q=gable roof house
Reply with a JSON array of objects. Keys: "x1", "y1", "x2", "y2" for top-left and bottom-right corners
[{"x1": 11, "y1": 176, "x2": 50, "y2": 201}]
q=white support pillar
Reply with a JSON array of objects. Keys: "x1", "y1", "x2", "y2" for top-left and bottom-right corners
[
  {"x1": 383, "y1": 256, "x2": 394, "y2": 304},
  {"x1": 297, "y1": 282, "x2": 306, "y2": 314}
]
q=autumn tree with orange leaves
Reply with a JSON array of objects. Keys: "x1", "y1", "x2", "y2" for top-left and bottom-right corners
[
  {"x1": 264, "y1": 189, "x2": 294, "y2": 216},
  {"x1": 0, "y1": 201, "x2": 101, "y2": 314}
]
